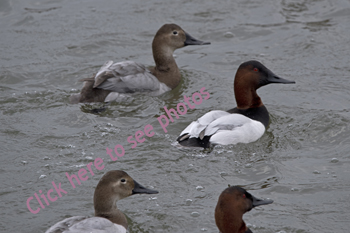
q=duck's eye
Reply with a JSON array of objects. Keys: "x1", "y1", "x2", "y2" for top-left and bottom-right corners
[
  {"x1": 121, "y1": 179, "x2": 126, "y2": 183},
  {"x1": 253, "y1": 68, "x2": 259, "y2": 72},
  {"x1": 172, "y1": 31, "x2": 178, "y2": 35},
  {"x1": 242, "y1": 194, "x2": 246, "y2": 198}
]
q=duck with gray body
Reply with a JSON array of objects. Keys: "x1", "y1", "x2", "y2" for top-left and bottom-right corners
[
  {"x1": 70, "y1": 24, "x2": 210, "y2": 103},
  {"x1": 45, "y1": 170, "x2": 158, "y2": 233}
]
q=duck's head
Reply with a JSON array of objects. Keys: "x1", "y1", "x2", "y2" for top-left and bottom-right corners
[
  {"x1": 215, "y1": 186, "x2": 273, "y2": 233},
  {"x1": 234, "y1": 60, "x2": 295, "y2": 109},
  {"x1": 235, "y1": 60, "x2": 295, "y2": 90},
  {"x1": 152, "y1": 23, "x2": 210, "y2": 53},
  {"x1": 93, "y1": 170, "x2": 158, "y2": 210}
]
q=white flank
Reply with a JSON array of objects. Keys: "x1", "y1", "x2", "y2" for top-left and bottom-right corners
[{"x1": 179, "y1": 110, "x2": 266, "y2": 146}]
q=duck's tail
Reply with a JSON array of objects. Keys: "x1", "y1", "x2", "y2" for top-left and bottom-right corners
[
  {"x1": 177, "y1": 135, "x2": 212, "y2": 149},
  {"x1": 70, "y1": 75, "x2": 111, "y2": 104}
]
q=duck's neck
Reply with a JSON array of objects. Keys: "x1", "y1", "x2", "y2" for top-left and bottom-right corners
[
  {"x1": 216, "y1": 211, "x2": 248, "y2": 233},
  {"x1": 94, "y1": 197, "x2": 128, "y2": 229},
  {"x1": 234, "y1": 81, "x2": 263, "y2": 109},
  {"x1": 151, "y1": 43, "x2": 181, "y2": 89}
]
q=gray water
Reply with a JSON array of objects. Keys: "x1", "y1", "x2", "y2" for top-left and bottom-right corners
[{"x1": 1, "y1": 0, "x2": 350, "y2": 232}]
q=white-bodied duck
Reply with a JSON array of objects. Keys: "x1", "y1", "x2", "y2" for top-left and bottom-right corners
[
  {"x1": 70, "y1": 24, "x2": 210, "y2": 103},
  {"x1": 45, "y1": 170, "x2": 158, "y2": 233},
  {"x1": 177, "y1": 60, "x2": 295, "y2": 148}
]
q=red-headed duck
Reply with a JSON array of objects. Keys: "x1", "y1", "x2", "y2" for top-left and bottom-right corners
[
  {"x1": 215, "y1": 186, "x2": 273, "y2": 233},
  {"x1": 70, "y1": 24, "x2": 210, "y2": 103},
  {"x1": 177, "y1": 60, "x2": 295, "y2": 148},
  {"x1": 45, "y1": 170, "x2": 158, "y2": 233}
]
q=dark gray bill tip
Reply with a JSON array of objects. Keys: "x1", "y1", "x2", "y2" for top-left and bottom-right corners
[
  {"x1": 268, "y1": 75, "x2": 295, "y2": 84},
  {"x1": 202, "y1": 41, "x2": 211, "y2": 45},
  {"x1": 132, "y1": 180, "x2": 159, "y2": 195},
  {"x1": 184, "y1": 31, "x2": 211, "y2": 46},
  {"x1": 252, "y1": 196, "x2": 274, "y2": 208}
]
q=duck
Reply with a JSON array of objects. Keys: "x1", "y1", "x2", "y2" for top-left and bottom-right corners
[
  {"x1": 45, "y1": 170, "x2": 158, "y2": 233},
  {"x1": 177, "y1": 60, "x2": 295, "y2": 148},
  {"x1": 215, "y1": 186, "x2": 273, "y2": 233},
  {"x1": 70, "y1": 24, "x2": 210, "y2": 103}
]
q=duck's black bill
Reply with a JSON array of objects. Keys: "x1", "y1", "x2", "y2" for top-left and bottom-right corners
[
  {"x1": 251, "y1": 194, "x2": 274, "y2": 208},
  {"x1": 267, "y1": 71, "x2": 295, "y2": 84},
  {"x1": 132, "y1": 180, "x2": 159, "y2": 195},
  {"x1": 184, "y1": 32, "x2": 211, "y2": 46},
  {"x1": 268, "y1": 76, "x2": 295, "y2": 84}
]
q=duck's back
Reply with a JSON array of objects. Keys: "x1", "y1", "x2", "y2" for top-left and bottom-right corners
[
  {"x1": 227, "y1": 105, "x2": 270, "y2": 128},
  {"x1": 94, "y1": 61, "x2": 164, "y2": 93},
  {"x1": 177, "y1": 107, "x2": 269, "y2": 148},
  {"x1": 45, "y1": 216, "x2": 126, "y2": 233}
]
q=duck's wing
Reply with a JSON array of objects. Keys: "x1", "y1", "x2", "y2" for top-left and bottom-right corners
[
  {"x1": 177, "y1": 112, "x2": 265, "y2": 147},
  {"x1": 201, "y1": 114, "x2": 252, "y2": 137},
  {"x1": 177, "y1": 110, "x2": 230, "y2": 141},
  {"x1": 45, "y1": 216, "x2": 88, "y2": 233},
  {"x1": 45, "y1": 216, "x2": 126, "y2": 233},
  {"x1": 93, "y1": 60, "x2": 162, "y2": 93},
  {"x1": 206, "y1": 114, "x2": 265, "y2": 145}
]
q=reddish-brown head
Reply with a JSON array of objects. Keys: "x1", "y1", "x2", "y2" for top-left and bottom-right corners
[
  {"x1": 234, "y1": 60, "x2": 295, "y2": 109},
  {"x1": 215, "y1": 186, "x2": 273, "y2": 233}
]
